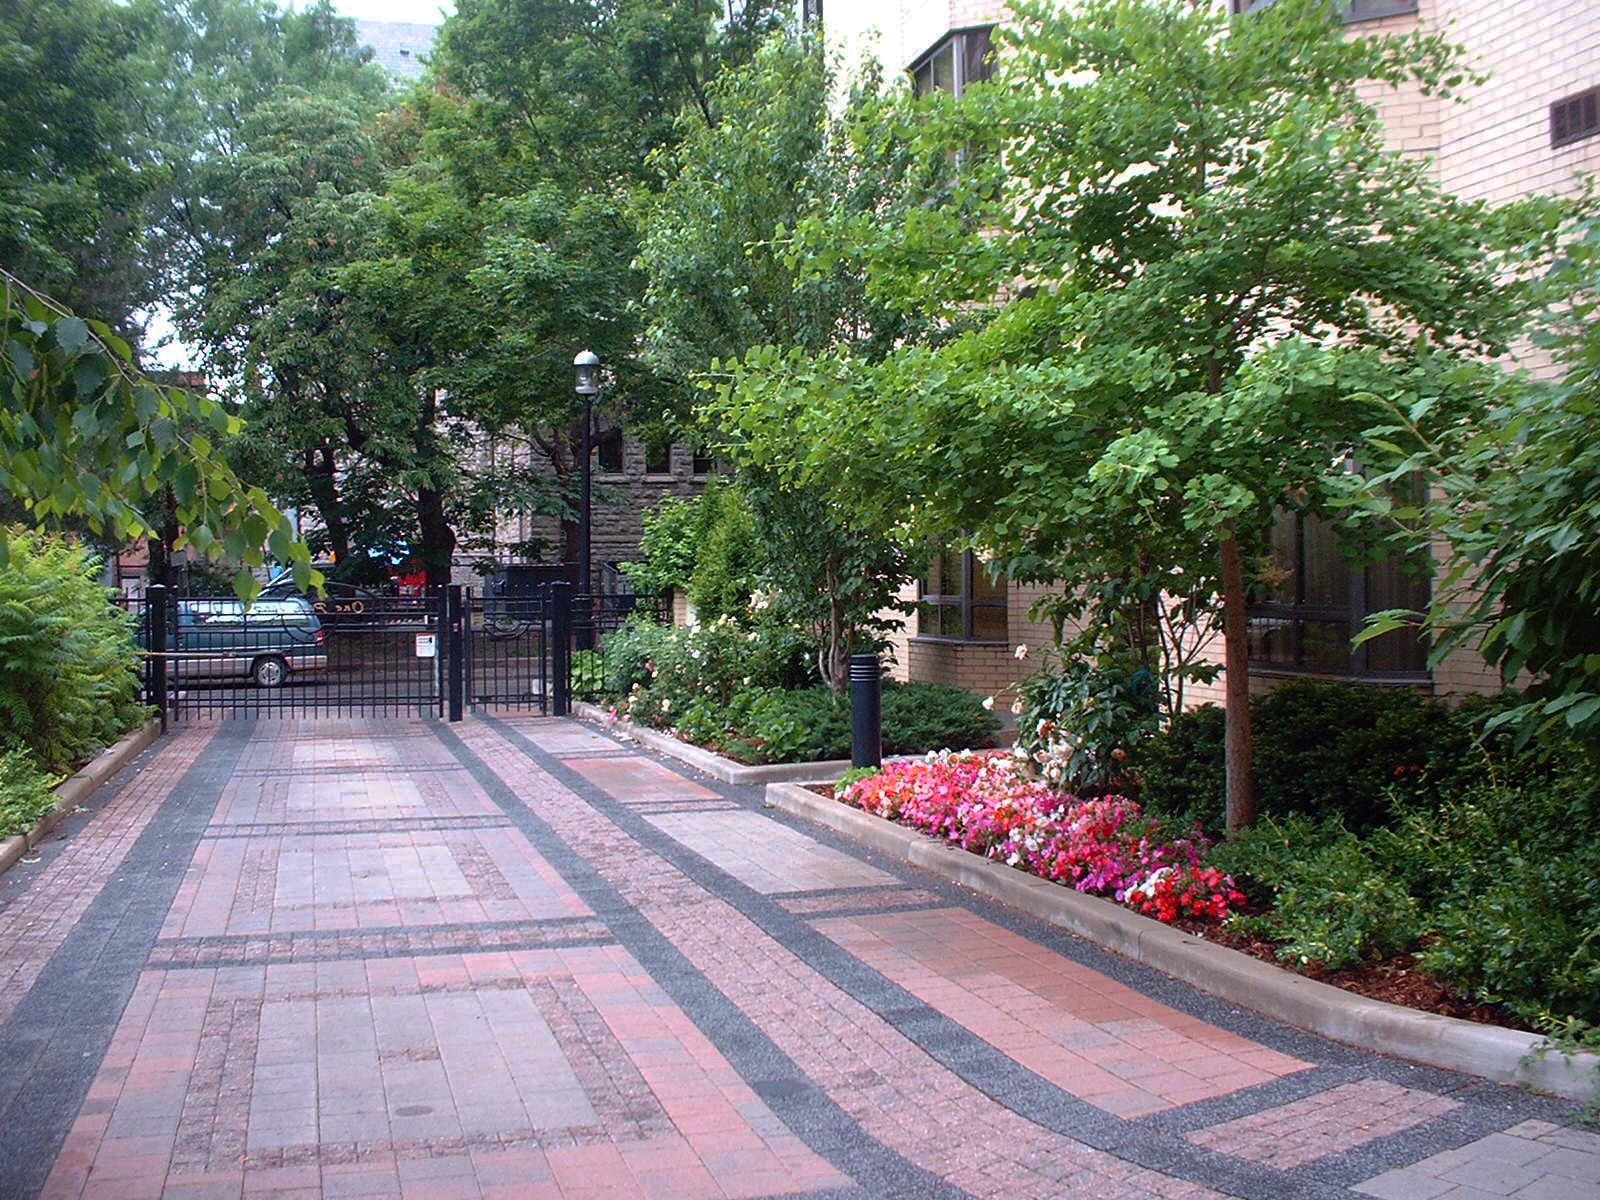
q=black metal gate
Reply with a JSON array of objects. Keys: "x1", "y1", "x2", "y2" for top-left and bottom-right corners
[{"x1": 130, "y1": 582, "x2": 598, "y2": 725}]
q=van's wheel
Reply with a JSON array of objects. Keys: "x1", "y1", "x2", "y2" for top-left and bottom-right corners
[{"x1": 252, "y1": 656, "x2": 288, "y2": 688}]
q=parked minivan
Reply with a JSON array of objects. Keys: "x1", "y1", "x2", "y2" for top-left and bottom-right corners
[{"x1": 160, "y1": 596, "x2": 329, "y2": 688}]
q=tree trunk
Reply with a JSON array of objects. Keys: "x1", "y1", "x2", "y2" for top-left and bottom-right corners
[
  {"x1": 1218, "y1": 527, "x2": 1256, "y2": 832},
  {"x1": 417, "y1": 486, "x2": 456, "y2": 591},
  {"x1": 302, "y1": 446, "x2": 351, "y2": 566}
]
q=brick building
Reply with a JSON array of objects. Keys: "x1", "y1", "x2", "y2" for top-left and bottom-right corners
[{"x1": 815, "y1": 0, "x2": 1600, "y2": 705}]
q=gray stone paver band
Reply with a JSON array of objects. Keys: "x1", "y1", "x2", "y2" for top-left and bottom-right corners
[{"x1": 0, "y1": 714, "x2": 1592, "y2": 1200}]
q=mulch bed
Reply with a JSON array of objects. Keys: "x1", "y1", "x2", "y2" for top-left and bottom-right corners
[{"x1": 807, "y1": 784, "x2": 1523, "y2": 1032}]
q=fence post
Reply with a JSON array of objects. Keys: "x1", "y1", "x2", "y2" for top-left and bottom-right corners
[
  {"x1": 850, "y1": 651, "x2": 882, "y2": 769},
  {"x1": 550, "y1": 582, "x2": 572, "y2": 717},
  {"x1": 147, "y1": 584, "x2": 169, "y2": 733},
  {"x1": 446, "y1": 584, "x2": 465, "y2": 723}
]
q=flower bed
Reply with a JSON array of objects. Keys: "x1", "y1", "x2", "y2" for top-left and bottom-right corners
[{"x1": 838, "y1": 750, "x2": 1243, "y2": 925}]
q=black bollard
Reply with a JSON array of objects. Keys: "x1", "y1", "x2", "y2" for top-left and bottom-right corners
[{"x1": 850, "y1": 651, "x2": 881, "y2": 769}]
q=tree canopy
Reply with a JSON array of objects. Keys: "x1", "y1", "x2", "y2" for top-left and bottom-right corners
[{"x1": 712, "y1": 0, "x2": 1570, "y2": 824}]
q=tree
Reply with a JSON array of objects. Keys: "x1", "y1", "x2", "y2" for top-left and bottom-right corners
[
  {"x1": 2, "y1": 272, "x2": 314, "y2": 594},
  {"x1": 1, "y1": 0, "x2": 175, "y2": 347},
  {"x1": 639, "y1": 29, "x2": 946, "y2": 691},
  {"x1": 717, "y1": 0, "x2": 1566, "y2": 826},
  {"x1": 1353, "y1": 219, "x2": 1600, "y2": 746}
]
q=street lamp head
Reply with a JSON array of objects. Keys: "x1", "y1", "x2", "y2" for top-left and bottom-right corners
[{"x1": 573, "y1": 350, "x2": 600, "y2": 396}]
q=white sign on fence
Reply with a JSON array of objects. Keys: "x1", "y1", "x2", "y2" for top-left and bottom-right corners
[{"x1": 414, "y1": 634, "x2": 437, "y2": 659}]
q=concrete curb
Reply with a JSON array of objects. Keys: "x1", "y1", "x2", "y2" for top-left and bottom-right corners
[
  {"x1": 0, "y1": 720, "x2": 160, "y2": 879},
  {"x1": 765, "y1": 779, "x2": 1600, "y2": 1103},
  {"x1": 573, "y1": 703, "x2": 855, "y2": 785}
]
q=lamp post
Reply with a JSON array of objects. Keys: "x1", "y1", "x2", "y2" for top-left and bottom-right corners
[{"x1": 573, "y1": 351, "x2": 599, "y2": 646}]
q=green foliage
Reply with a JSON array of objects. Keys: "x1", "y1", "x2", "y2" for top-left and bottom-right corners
[
  {"x1": 0, "y1": 750, "x2": 60, "y2": 840},
  {"x1": 0, "y1": 529, "x2": 147, "y2": 775},
  {"x1": 881, "y1": 684, "x2": 1001, "y2": 757},
  {"x1": 720, "y1": 0, "x2": 1568, "y2": 826},
  {"x1": 722, "y1": 687, "x2": 849, "y2": 764},
  {"x1": 1251, "y1": 680, "x2": 1474, "y2": 831},
  {"x1": 1, "y1": 281, "x2": 314, "y2": 592},
  {"x1": 1351, "y1": 219, "x2": 1600, "y2": 747},
  {"x1": 622, "y1": 495, "x2": 702, "y2": 598},
  {"x1": 1014, "y1": 644, "x2": 1160, "y2": 795},
  {"x1": 571, "y1": 650, "x2": 605, "y2": 702},
  {"x1": 1137, "y1": 682, "x2": 1483, "y2": 832},
  {"x1": 1217, "y1": 816, "x2": 1423, "y2": 971},
  {"x1": 685, "y1": 483, "x2": 766, "y2": 622},
  {"x1": 1133, "y1": 706, "x2": 1227, "y2": 827}
]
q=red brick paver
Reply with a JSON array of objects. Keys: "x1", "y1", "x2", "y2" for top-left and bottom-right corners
[{"x1": 8, "y1": 716, "x2": 1594, "y2": 1200}]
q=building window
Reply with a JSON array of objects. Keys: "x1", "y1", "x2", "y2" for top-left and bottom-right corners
[
  {"x1": 911, "y1": 26, "x2": 993, "y2": 99},
  {"x1": 801, "y1": 0, "x2": 821, "y2": 26},
  {"x1": 594, "y1": 430, "x2": 623, "y2": 473},
  {"x1": 691, "y1": 446, "x2": 715, "y2": 476},
  {"x1": 643, "y1": 438, "x2": 671, "y2": 475},
  {"x1": 1247, "y1": 509, "x2": 1429, "y2": 679},
  {"x1": 1232, "y1": 0, "x2": 1417, "y2": 21},
  {"x1": 918, "y1": 547, "x2": 1006, "y2": 641},
  {"x1": 1552, "y1": 86, "x2": 1600, "y2": 150}
]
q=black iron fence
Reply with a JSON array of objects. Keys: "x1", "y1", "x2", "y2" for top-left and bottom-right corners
[{"x1": 124, "y1": 580, "x2": 665, "y2": 724}]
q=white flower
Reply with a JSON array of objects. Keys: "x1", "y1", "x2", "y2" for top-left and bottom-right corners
[
  {"x1": 981, "y1": 696, "x2": 995, "y2": 711},
  {"x1": 1014, "y1": 644, "x2": 1029, "y2": 660},
  {"x1": 1010, "y1": 697, "x2": 1023, "y2": 715},
  {"x1": 660, "y1": 698, "x2": 672, "y2": 712}
]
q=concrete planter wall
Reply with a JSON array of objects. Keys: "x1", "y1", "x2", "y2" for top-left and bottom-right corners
[{"x1": 764, "y1": 779, "x2": 1600, "y2": 1104}]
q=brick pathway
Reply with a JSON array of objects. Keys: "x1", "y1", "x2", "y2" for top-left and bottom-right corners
[{"x1": 0, "y1": 717, "x2": 1594, "y2": 1200}]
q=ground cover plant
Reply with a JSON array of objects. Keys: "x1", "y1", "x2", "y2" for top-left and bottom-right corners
[{"x1": 593, "y1": 616, "x2": 998, "y2": 764}]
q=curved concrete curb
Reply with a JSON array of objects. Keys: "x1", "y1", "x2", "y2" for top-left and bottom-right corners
[
  {"x1": 574, "y1": 703, "x2": 854, "y2": 785},
  {"x1": 0, "y1": 719, "x2": 160, "y2": 878},
  {"x1": 765, "y1": 778, "x2": 1600, "y2": 1103}
]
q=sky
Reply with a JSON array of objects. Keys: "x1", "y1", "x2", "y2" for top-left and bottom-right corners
[{"x1": 316, "y1": 0, "x2": 451, "y2": 26}]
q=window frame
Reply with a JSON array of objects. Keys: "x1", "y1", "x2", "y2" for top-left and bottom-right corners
[
  {"x1": 909, "y1": 25, "x2": 994, "y2": 99},
  {"x1": 917, "y1": 547, "x2": 1007, "y2": 643},
  {"x1": 1247, "y1": 508, "x2": 1431, "y2": 683},
  {"x1": 1231, "y1": 0, "x2": 1418, "y2": 22}
]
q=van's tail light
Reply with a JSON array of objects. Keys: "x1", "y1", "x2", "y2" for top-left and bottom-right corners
[{"x1": 315, "y1": 628, "x2": 325, "y2": 645}]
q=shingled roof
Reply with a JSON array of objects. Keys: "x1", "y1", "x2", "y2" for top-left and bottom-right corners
[{"x1": 356, "y1": 18, "x2": 437, "y2": 79}]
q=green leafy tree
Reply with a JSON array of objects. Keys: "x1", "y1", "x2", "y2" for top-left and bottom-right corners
[
  {"x1": 718, "y1": 0, "x2": 1566, "y2": 826},
  {"x1": 1353, "y1": 219, "x2": 1600, "y2": 745},
  {"x1": 2, "y1": 273, "x2": 314, "y2": 593}
]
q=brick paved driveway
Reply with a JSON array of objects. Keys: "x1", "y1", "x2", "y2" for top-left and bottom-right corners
[{"x1": 0, "y1": 717, "x2": 1594, "y2": 1200}]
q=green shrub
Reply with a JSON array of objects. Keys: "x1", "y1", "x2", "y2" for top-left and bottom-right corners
[
  {"x1": 0, "y1": 749, "x2": 60, "y2": 839},
  {"x1": 1389, "y1": 773, "x2": 1600, "y2": 1026},
  {"x1": 1218, "y1": 815, "x2": 1423, "y2": 970},
  {"x1": 723, "y1": 687, "x2": 849, "y2": 764},
  {"x1": 571, "y1": 650, "x2": 605, "y2": 701},
  {"x1": 1136, "y1": 682, "x2": 1493, "y2": 832},
  {"x1": 0, "y1": 529, "x2": 146, "y2": 774},
  {"x1": 1251, "y1": 679, "x2": 1474, "y2": 831},
  {"x1": 1014, "y1": 649, "x2": 1159, "y2": 794},
  {"x1": 882, "y1": 683, "x2": 1000, "y2": 756},
  {"x1": 1132, "y1": 704, "x2": 1226, "y2": 825}
]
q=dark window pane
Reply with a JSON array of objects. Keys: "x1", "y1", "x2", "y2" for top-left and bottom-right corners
[
  {"x1": 917, "y1": 601, "x2": 940, "y2": 637},
  {"x1": 972, "y1": 604, "x2": 1006, "y2": 641},
  {"x1": 1265, "y1": 510, "x2": 1296, "y2": 603},
  {"x1": 962, "y1": 27, "x2": 993, "y2": 88},
  {"x1": 1299, "y1": 620, "x2": 1351, "y2": 671},
  {"x1": 691, "y1": 446, "x2": 714, "y2": 475},
  {"x1": 1300, "y1": 514, "x2": 1350, "y2": 608},
  {"x1": 596, "y1": 434, "x2": 622, "y2": 472},
  {"x1": 930, "y1": 43, "x2": 956, "y2": 94},
  {"x1": 972, "y1": 558, "x2": 1004, "y2": 603},
  {"x1": 644, "y1": 442, "x2": 671, "y2": 474},
  {"x1": 1248, "y1": 614, "x2": 1293, "y2": 664}
]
